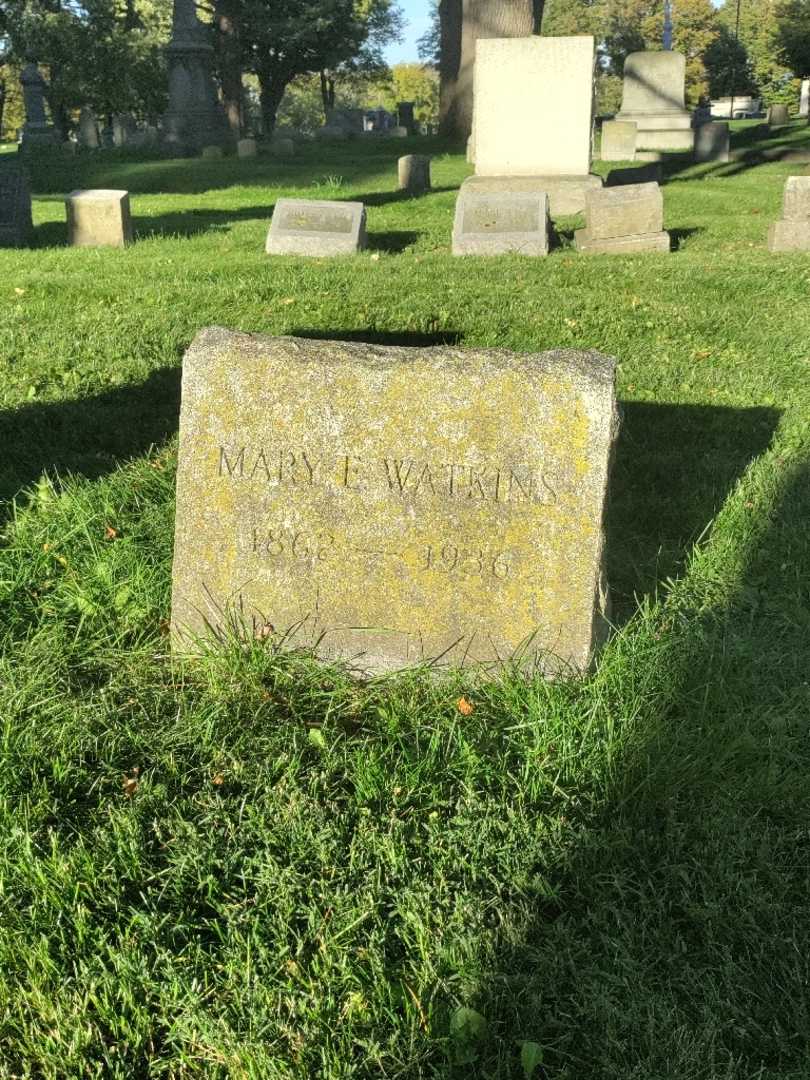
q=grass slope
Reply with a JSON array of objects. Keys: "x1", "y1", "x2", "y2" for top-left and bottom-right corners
[{"x1": 0, "y1": 125, "x2": 809, "y2": 1078}]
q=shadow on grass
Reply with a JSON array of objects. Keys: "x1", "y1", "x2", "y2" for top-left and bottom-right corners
[
  {"x1": 670, "y1": 226, "x2": 704, "y2": 250},
  {"x1": 0, "y1": 358, "x2": 780, "y2": 628},
  {"x1": 466, "y1": 450, "x2": 810, "y2": 1077}
]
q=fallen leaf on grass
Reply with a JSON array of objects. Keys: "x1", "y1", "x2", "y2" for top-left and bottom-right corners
[
  {"x1": 212, "y1": 773, "x2": 225, "y2": 786},
  {"x1": 457, "y1": 696, "x2": 474, "y2": 716},
  {"x1": 104, "y1": 525, "x2": 118, "y2": 540},
  {"x1": 122, "y1": 768, "x2": 140, "y2": 797}
]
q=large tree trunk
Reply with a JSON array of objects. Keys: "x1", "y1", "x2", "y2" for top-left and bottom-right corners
[
  {"x1": 215, "y1": 0, "x2": 243, "y2": 136},
  {"x1": 439, "y1": 0, "x2": 543, "y2": 141},
  {"x1": 257, "y1": 71, "x2": 287, "y2": 136},
  {"x1": 319, "y1": 70, "x2": 336, "y2": 119}
]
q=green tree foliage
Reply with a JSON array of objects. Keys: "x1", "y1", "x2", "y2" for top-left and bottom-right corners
[
  {"x1": 0, "y1": 0, "x2": 169, "y2": 130},
  {"x1": 714, "y1": 0, "x2": 796, "y2": 104},
  {"x1": 370, "y1": 61, "x2": 439, "y2": 127},
  {"x1": 233, "y1": 0, "x2": 402, "y2": 133},
  {"x1": 775, "y1": 0, "x2": 810, "y2": 77}
]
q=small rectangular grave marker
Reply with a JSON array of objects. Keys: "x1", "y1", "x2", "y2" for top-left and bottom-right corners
[
  {"x1": 575, "y1": 182, "x2": 669, "y2": 254},
  {"x1": 769, "y1": 175, "x2": 810, "y2": 251},
  {"x1": 171, "y1": 329, "x2": 619, "y2": 676},
  {"x1": 452, "y1": 191, "x2": 549, "y2": 255},
  {"x1": 695, "y1": 121, "x2": 730, "y2": 163},
  {"x1": 0, "y1": 164, "x2": 34, "y2": 247},
  {"x1": 600, "y1": 120, "x2": 637, "y2": 162},
  {"x1": 66, "y1": 188, "x2": 132, "y2": 247},
  {"x1": 266, "y1": 198, "x2": 366, "y2": 255}
]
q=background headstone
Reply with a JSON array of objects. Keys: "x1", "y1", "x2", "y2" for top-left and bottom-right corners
[
  {"x1": 398, "y1": 154, "x2": 431, "y2": 194},
  {"x1": 201, "y1": 145, "x2": 223, "y2": 159},
  {"x1": 768, "y1": 175, "x2": 810, "y2": 251},
  {"x1": 0, "y1": 163, "x2": 34, "y2": 247},
  {"x1": 266, "y1": 199, "x2": 366, "y2": 256},
  {"x1": 162, "y1": 0, "x2": 230, "y2": 151},
  {"x1": 616, "y1": 51, "x2": 694, "y2": 151},
  {"x1": 768, "y1": 103, "x2": 790, "y2": 126},
  {"x1": 77, "y1": 108, "x2": 100, "y2": 149},
  {"x1": 237, "y1": 137, "x2": 257, "y2": 158},
  {"x1": 600, "y1": 120, "x2": 637, "y2": 162},
  {"x1": 695, "y1": 121, "x2": 730, "y2": 163},
  {"x1": 397, "y1": 101, "x2": 416, "y2": 135},
  {"x1": 19, "y1": 63, "x2": 58, "y2": 149},
  {"x1": 452, "y1": 190, "x2": 550, "y2": 256},
  {"x1": 171, "y1": 329, "x2": 619, "y2": 676},
  {"x1": 576, "y1": 182, "x2": 669, "y2": 253},
  {"x1": 66, "y1": 188, "x2": 133, "y2": 247},
  {"x1": 800, "y1": 79, "x2": 809, "y2": 119}
]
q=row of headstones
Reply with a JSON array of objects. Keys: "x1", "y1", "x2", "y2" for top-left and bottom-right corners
[{"x1": 3, "y1": 165, "x2": 808, "y2": 255}]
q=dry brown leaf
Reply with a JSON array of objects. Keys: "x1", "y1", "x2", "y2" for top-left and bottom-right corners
[
  {"x1": 104, "y1": 525, "x2": 118, "y2": 540},
  {"x1": 212, "y1": 773, "x2": 225, "y2": 786},
  {"x1": 456, "y1": 696, "x2": 474, "y2": 716}
]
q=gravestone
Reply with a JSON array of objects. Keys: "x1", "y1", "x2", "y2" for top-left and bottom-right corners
[
  {"x1": 0, "y1": 164, "x2": 34, "y2": 247},
  {"x1": 171, "y1": 328, "x2": 619, "y2": 675},
  {"x1": 112, "y1": 113, "x2": 136, "y2": 147},
  {"x1": 266, "y1": 199, "x2": 366, "y2": 256},
  {"x1": 695, "y1": 121, "x2": 730, "y2": 163},
  {"x1": 201, "y1": 145, "x2": 223, "y2": 159},
  {"x1": 452, "y1": 191, "x2": 550, "y2": 256},
  {"x1": 616, "y1": 51, "x2": 694, "y2": 151},
  {"x1": 462, "y1": 36, "x2": 602, "y2": 217},
  {"x1": 77, "y1": 108, "x2": 100, "y2": 149},
  {"x1": 163, "y1": 0, "x2": 230, "y2": 151},
  {"x1": 575, "y1": 182, "x2": 669, "y2": 254},
  {"x1": 389, "y1": 126, "x2": 409, "y2": 138},
  {"x1": 237, "y1": 138, "x2": 257, "y2": 158},
  {"x1": 768, "y1": 175, "x2": 810, "y2": 251},
  {"x1": 768, "y1": 103, "x2": 789, "y2": 126},
  {"x1": 20, "y1": 63, "x2": 58, "y2": 149},
  {"x1": 800, "y1": 79, "x2": 809, "y2": 119},
  {"x1": 600, "y1": 120, "x2": 637, "y2": 162},
  {"x1": 398, "y1": 154, "x2": 431, "y2": 195},
  {"x1": 270, "y1": 137, "x2": 295, "y2": 157},
  {"x1": 397, "y1": 101, "x2": 416, "y2": 135},
  {"x1": 66, "y1": 189, "x2": 133, "y2": 247}
]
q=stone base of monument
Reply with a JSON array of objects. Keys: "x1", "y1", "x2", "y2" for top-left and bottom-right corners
[
  {"x1": 266, "y1": 198, "x2": 366, "y2": 256},
  {"x1": 66, "y1": 189, "x2": 133, "y2": 248},
  {"x1": 460, "y1": 174, "x2": 602, "y2": 218},
  {"x1": 575, "y1": 229, "x2": 670, "y2": 254},
  {"x1": 452, "y1": 191, "x2": 550, "y2": 256},
  {"x1": 635, "y1": 129, "x2": 695, "y2": 151},
  {"x1": 20, "y1": 123, "x2": 59, "y2": 150}
]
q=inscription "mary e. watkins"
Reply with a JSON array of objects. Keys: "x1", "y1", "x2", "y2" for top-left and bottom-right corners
[{"x1": 217, "y1": 443, "x2": 558, "y2": 506}]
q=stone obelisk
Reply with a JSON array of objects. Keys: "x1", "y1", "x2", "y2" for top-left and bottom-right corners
[{"x1": 163, "y1": 0, "x2": 229, "y2": 152}]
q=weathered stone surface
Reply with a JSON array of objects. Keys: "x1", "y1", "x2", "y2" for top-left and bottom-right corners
[
  {"x1": 460, "y1": 173, "x2": 602, "y2": 218},
  {"x1": 77, "y1": 108, "x2": 100, "y2": 149},
  {"x1": 237, "y1": 137, "x2": 257, "y2": 158},
  {"x1": 780, "y1": 175, "x2": 810, "y2": 220},
  {"x1": 473, "y1": 36, "x2": 596, "y2": 177},
  {"x1": 768, "y1": 103, "x2": 789, "y2": 126},
  {"x1": 452, "y1": 190, "x2": 549, "y2": 256},
  {"x1": 584, "y1": 181, "x2": 663, "y2": 240},
  {"x1": 397, "y1": 101, "x2": 416, "y2": 135},
  {"x1": 574, "y1": 228, "x2": 670, "y2": 254},
  {"x1": 695, "y1": 121, "x2": 729, "y2": 162},
  {"x1": 66, "y1": 189, "x2": 132, "y2": 247},
  {"x1": 171, "y1": 329, "x2": 619, "y2": 675},
  {"x1": 768, "y1": 220, "x2": 810, "y2": 251},
  {"x1": 0, "y1": 163, "x2": 34, "y2": 248},
  {"x1": 600, "y1": 120, "x2": 637, "y2": 162},
  {"x1": 201, "y1": 145, "x2": 224, "y2": 159},
  {"x1": 617, "y1": 51, "x2": 694, "y2": 152},
  {"x1": 389, "y1": 126, "x2": 409, "y2": 138},
  {"x1": 398, "y1": 154, "x2": 431, "y2": 194},
  {"x1": 266, "y1": 198, "x2": 366, "y2": 256},
  {"x1": 605, "y1": 162, "x2": 662, "y2": 187},
  {"x1": 800, "y1": 79, "x2": 809, "y2": 119}
]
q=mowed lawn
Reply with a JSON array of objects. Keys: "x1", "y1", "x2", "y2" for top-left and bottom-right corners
[{"x1": 1, "y1": 123, "x2": 809, "y2": 1078}]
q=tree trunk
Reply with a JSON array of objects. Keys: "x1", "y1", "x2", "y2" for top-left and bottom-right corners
[
  {"x1": 439, "y1": 0, "x2": 541, "y2": 141},
  {"x1": 0, "y1": 80, "x2": 5, "y2": 140},
  {"x1": 258, "y1": 71, "x2": 287, "y2": 136},
  {"x1": 215, "y1": 0, "x2": 243, "y2": 136}
]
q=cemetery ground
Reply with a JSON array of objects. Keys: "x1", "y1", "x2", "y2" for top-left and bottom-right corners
[{"x1": 1, "y1": 122, "x2": 809, "y2": 1079}]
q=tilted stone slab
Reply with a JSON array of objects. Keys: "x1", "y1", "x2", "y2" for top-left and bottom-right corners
[
  {"x1": 452, "y1": 191, "x2": 550, "y2": 256},
  {"x1": 781, "y1": 176, "x2": 810, "y2": 221},
  {"x1": 695, "y1": 121, "x2": 729, "y2": 163},
  {"x1": 171, "y1": 329, "x2": 619, "y2": 676},
  {"x1": 473, "y1": 36, "x2": 596, "y2": 178},
  {"x1": 574, "y1": 228, "x2": 670, "y2": 254},
  {"x1": 460, "y1": 174, "x2": 602, "y2": 218},
  {"x1": 66, "y1": 189, "x2": 132, "y2": 247},
  {"x1": 600, "y1": 121, "x2": 637, "y2": 162},
  {"x1": 266, "y1": 199, "x2": 366, "y2": 256},
  {"x1": 0, "y1": 163, "x2": 34, "y2": 247},
  {"x1": 584, "y1": 182, "x2": 663, "y2": 241}
]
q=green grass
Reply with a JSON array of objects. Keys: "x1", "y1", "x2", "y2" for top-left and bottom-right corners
[{"x1": 1, "y1": 126, "x2": 810, "y2": 1078}]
